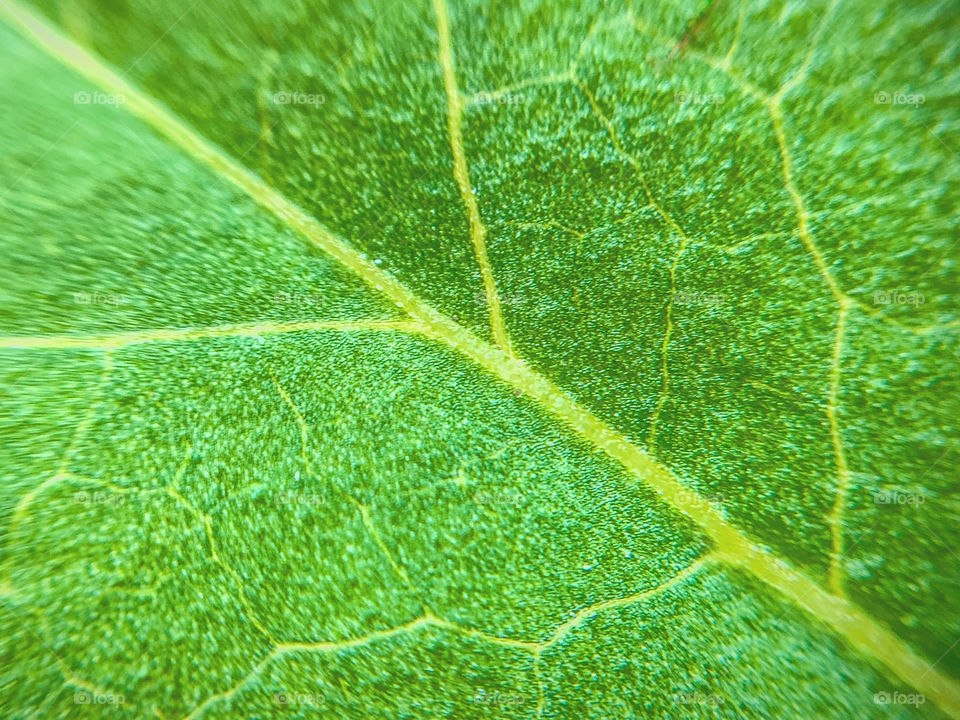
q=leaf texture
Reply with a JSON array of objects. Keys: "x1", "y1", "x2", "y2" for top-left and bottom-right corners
[{"x1": 0, "y1": 0, "x2": 958, "y2": 718}]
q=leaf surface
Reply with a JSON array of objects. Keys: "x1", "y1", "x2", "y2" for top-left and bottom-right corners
[{"x1": 1, "y1": 0, "x2": 958, "y2": 718}]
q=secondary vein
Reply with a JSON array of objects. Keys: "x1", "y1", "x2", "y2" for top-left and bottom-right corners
[{"x1": 432, "y1": 0, "x2": 514, "y2": 357}]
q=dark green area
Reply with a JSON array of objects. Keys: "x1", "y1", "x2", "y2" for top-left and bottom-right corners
[
  {"x1": 542, "y1": 563, "x2": 946, "y2": 719},
  {"x1": 839, "y1": 317, "x2": 960, "y2": 679}
]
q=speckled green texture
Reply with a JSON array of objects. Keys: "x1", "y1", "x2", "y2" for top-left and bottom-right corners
[
  {"x1": 542, "y1": 564, "x2": 951, "y2": 719},
  {"x1": 1, "y1": 0, "x2": 958, "y2": 718}
]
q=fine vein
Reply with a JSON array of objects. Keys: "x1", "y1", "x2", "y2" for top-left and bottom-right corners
[
  {"x1": 826, "y1": 302, "x2": 852, "y2": 597},
  {"x1": 179, "y1": 555, "x2": 713, "y2": 719}
]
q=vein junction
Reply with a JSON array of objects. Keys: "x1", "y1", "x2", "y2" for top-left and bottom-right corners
[
  {"x1": 629, "y1": 7, "x2": 852, "y2": 603},
  {"x1": 269, "y1": 370, "x2": 423, "y2": 600},
  {"x1": 1, "y1": 0, "x2": 959, "y2": 718},
  {"x1": 175, "y1": 555, "x2": 720, "y2": 719},
  {"x1": 6, "y1": 423, "x2": 715, "y2": 720}
]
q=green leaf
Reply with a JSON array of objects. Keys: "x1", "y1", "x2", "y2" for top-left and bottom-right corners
[{"x1": 1, "y1": 0, "x2": 958, "y2": 718}]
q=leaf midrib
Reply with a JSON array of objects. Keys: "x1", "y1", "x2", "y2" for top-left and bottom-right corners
[{"x1": 2, "y1": 0, "x2": 958, "y2": 716}]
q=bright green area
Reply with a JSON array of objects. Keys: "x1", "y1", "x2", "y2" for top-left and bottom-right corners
[
  {"x1": 0, "y1": 22, "x2": 397, "y2": 336},
  {"x1": 1, "y1": 0, "x2": 958, "y2": 717}
]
